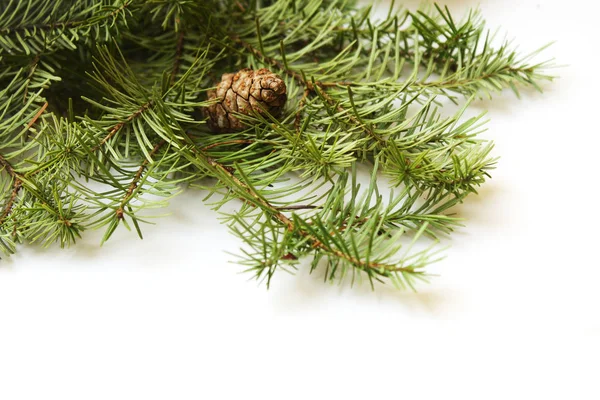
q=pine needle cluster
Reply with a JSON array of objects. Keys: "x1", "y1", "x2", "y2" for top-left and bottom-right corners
[{"x1": 0, "y1": 0, "x2": 553, "y2": 288}]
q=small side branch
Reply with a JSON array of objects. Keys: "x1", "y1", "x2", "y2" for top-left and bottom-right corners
[
  {"x1": 0, "y1": 102, "x2": 47, "y2": 226},
  {"x1": 26, "y1": 101, "x2": 48, "y2": 129},
  {"x1": 317, "y1": 87, "x2": 383, "y2": 143},
  {"x1": 170, "y1": 31, "x2": 186, "y2": 86},
  {"x1": 201, "y1": 139, "x2": 255, "y2": 151},
  {"x1": 230, "y1": 35, "x2": 308, "y2": 88},
  {"x1": 191, "y1": 141, "x2": 415, "y2": 274},
  {"x1": 115, "y1": 141, "x2": 166, "y2": 219},
  {"x1": 92, "y1": 101, "x2": 153, "y2": 152},
  {"x1": 0, "y1": 179, "x2": 22, "y2": 226},
  {"x1": 0, "y1": 0, "x2": 132, "y2": 35},
  {"x1": 231, "y1": 35, "x2": 382, "y2": 143},
  {"x1": 294, "y1": 89, "x2": 310, "y2": 133},
  {"x1": 0, "y1": 155, "x2": 23, "y2": 227}
]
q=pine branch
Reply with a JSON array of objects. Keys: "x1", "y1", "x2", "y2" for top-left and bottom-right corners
[
  {"x1": 0, "y1": 0, "x2": 132, "y2": 55},
  {"x1": 170, "y1": 30, "x2": 186, "y2": 85},
  {"x1": 230, "y1": 34, "x2": 383, "y2": 145},
  {"x1": 191, "y1": 140, "x2": 423, "y2": 277},
  {"x1": 115, "y1": 140, "x2": 166, "y2": 219},
  {"x1": 91, "y1": 100, "x2": 154, "y2": 152},
  {"x1": 0, "y1": 154, "x2": 23, "y2": 226},
  {"x1": 0, "y1": 100, "x2": 47, "y2": 226}
]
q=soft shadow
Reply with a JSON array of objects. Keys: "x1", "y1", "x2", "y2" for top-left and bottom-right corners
[
  {"x1": 269, "y1": 259, "x2": 462, "y2": 316},
  {"x1": 448, "y1": 179, "x2": 504, "y2": 224}
]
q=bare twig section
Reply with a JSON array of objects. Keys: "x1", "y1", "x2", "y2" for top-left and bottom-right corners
[
  {"x1": 0, "y1": 101, "x2": 48, "y2": 226},
  {"x1": 317, "y1": 81, "x2": 353, "y2": 87},
  {"x1": 201, "y1": 139, "x2": 255, "y2": 151},
  {"x1": 170, "y1": 31, "x2": 186, "y2": 86},
  {"x1": 294, "y1": 89, "x2": 310, "y2": 133},
  {"x1": 234, "y1": 1, "x2": 246, "y2": 12},
  {"x1": 276, "y1": 205, "x2": 321, "y2": 211},
  {"x1": 0, "y1": 154, "x2": 23, "y2": 227},
  {"x1": 92, "y1": 101, "x2": 153, "y2": 152},
  {"x1": 115, "y1": 141, "x2": 166, "y2": 219},
  {"x1": 0, "y1": 179, "x2": 22, "y2": 227},
  {"x1": 23, "y1": 55, "x2": 41, "y2": 102},
  {"x1": 26, "y1": 101, "x2": 48, "y2": 129}
]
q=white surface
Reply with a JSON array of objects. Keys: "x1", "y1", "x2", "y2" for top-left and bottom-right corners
[{"x1": 1, "y1": 1, "x2": 599, "y2": 399}]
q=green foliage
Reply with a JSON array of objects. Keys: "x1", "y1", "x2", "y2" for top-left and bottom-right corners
[{"x1": 0, "y1": 0, "x2": 553, "y2": 288}]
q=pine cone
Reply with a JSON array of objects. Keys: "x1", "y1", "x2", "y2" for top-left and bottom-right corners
[{"x1": 204, "y1": 68, "x2": 287, "y2": 132}]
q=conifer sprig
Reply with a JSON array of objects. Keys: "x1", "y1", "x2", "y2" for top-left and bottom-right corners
[{"x1": 0, "y1": 0, "x2": 553, "y2": 289}]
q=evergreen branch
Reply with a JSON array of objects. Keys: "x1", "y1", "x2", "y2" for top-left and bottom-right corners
[
  {"x1": 0, "y1": 1, "x2": 132, "y2": 34},
  {"x1": 0, "y1": 0, "x2": 133, "y2": 55},
  {"x1": 0, "y1": 153, "x2": 23, "y2": 227},
  {"x1": 26, "y1": 101, "x2": 48, "y2": 129},
  {"x1": 191, "y1": 140, "x2": 421, "y2": 275},
  {"x1": 230, "y1": 34, "x2": 307, "y2": 87},
  {"x1": 0, "y1": 100, "x2": 48, "y2": 226},
  {"x1": 294, "y1": 88, "x2": 310, "y2": 133},
  {"x1": 170, "y1": 30, "x2": 185, "y2": 86},
  {"x1": 316, "y1": 84, "x2": 383, "y2": 143},
  {"x1": 91, "y1": 100, "x2": 154, "y2": 152},
  {"x1": 201, "y1": 139, "x2": 256, "y2": 151},
  {"x1": 0, "y1": 178, "x2": 22, "y2": 227},
  {"x1": 231, "y1": 34, "x2": 382, "y2": 143},
  {"x1": 115, "y1": 140, "x2": 166, "y2": 219}
]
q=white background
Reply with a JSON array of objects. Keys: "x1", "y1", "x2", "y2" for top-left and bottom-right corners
[{"x1": 1, "y1": 0, "x2": 599, "y2": 399}]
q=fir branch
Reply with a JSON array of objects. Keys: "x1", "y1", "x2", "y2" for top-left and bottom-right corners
[
  {"x1": 0, "y1": 100, "x2": 48, "y2": 226},
  {"x1": 230, "y1": 34, "x2": 306, "y2": 87},
  {"x1": 91, "y1": 100, "x2": 154, "y2": 152},
  {"x1": 26, "y1": 101, "x2": 48, "y2": 129},
  {"x1": 0, "y1": 1, "x2": 131, "y2": 34},
  {"x1": 231, "y1": 34, "x2": 383, "y2": 145},
  {"x1": 170, "y1": 30, "x2": 185, "y2": 86},
  {"x1": 0, "y1": 0, "x2": 132, "y2": 55},
  {"x1": 201, "y1": 139, "x2": 256, "y2": 151},
  {"x1": 0, "y1": 154, "x2": 23, "y2": 226},
  {"x1": 115, "y1": 140, "x2": 166, "y2": 219},
  {"x1": 189, "y1": 139, "x2": 423, "y2": 277}
]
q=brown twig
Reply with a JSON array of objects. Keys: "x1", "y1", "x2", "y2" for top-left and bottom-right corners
[
  {"x1": 317, "y1": 81, "x2": 353, "y2": 87},
  {"x1": 276, "y1": 205, "x2": 321, "y2": 211},
  {"x1": 0, "y1": 102, "x2": 48, "y2": 226},
  {"x1": 92, "y1": 101, "x2": 153, "y2": 152},
  {"x1": 0, "y1": 154, "x2": 23, "y2": 227},
  {"x1": 234, "y1": 1, "x2": 246, "y2": 12},
  {"x1": 115, "y1": 141, "x2": 166, "y2": 219},
  {"x1": 26, "y1": 101, "x2": 48, "y2": 129},
  {"x1": 170, "y1": 31, "x2": 186, "y2": 86},
  {"x1": 0, "y1": 172, "x2": 22, "y2": 227},
  {"x1": 201, "y1": 139, "x2": 255, "y2": 151},
  {"x1": 294, "y1": 89, "x2": 311, "y2": 133}
]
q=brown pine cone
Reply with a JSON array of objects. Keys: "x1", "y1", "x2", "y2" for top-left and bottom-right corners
[{"x1": 204, "y1": 68, "x2": 287, "y2": 132}]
